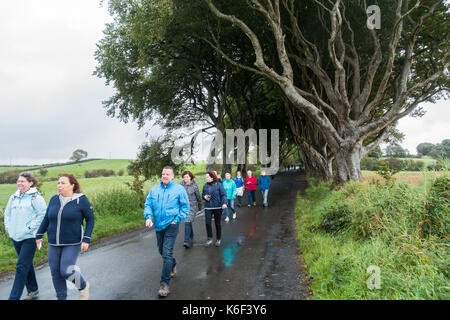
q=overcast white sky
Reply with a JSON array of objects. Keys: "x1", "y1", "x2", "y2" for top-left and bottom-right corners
[{"x1": 0, "y1": 1, "x2": 448, "y2": 165}]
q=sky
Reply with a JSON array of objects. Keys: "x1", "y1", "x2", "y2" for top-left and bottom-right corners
[{"x1": 0, "y1": 1, "x2": 448, "y2": 165}]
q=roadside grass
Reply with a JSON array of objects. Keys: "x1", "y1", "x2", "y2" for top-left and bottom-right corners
[{"x1": 295, "y1": 173, "x2": 449, "y2": 299}]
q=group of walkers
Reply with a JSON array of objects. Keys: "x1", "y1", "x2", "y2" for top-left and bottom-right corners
[
  {"x1": 3, "y1": 167, "x2": 271, "y2": 300},
  {"x1": 3, "y1": 172, "x2": 93, "y2": 300},
  {"x1": 144, "y1": 167, "x2": 271, "y2": 297}
]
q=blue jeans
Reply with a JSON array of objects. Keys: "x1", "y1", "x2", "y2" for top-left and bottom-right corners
[
  {"x1": 225, "y1": 199, "x2": 236, "y2": 217},
  {"x1": 247, "y1": 190, "x2": 256, "y2": 205},
  {"x1": 156, "y1": 223, "x2": 179, "y2": 286},
  {"x1": 9, "y1": 238, "x2": 38, "y2": 300},
  {"x1": 184, "y1": 222, "x2": 194, "y2": 243},
  {"x1": 261, "y1": 189, "x2": 269, "y2": 204},
  {"x1": 48, "y1": 244, "x2": 87, "y2": 300}
]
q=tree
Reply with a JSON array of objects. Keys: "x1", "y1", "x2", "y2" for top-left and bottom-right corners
[
  {"x1": 127, "y1": 135, "x2": 185, "y2": 180},
  {"x1": 429, "y1": 138, "x2": 450, "y2": 159},
  {"x1": 205, "y1": 0, "x2": 449, "y2": 183},
  {"x1": 384, "y1": 144, "x2": 407, "y2": 158},
  {"x1": 70, "y1": 149, "x2": 88, "y2": 162},
  {"x1": 417, "y1": 142, "x2": 435, "y2": 155}
]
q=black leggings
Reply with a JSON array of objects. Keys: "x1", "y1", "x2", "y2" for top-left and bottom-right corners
[{"x1": 205, "y1": 209, "x2": 222, "y2": 240}]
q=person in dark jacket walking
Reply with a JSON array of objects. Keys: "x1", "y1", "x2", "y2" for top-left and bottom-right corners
[
  {"x1": 4, "y1": 172, "x2": 46, "y2": 300},
  {"x1": 257, "y1": 170, "x2": 272, "y2": 207},
  {"x1": 180, "y1": 171, "x2": 202, "y2": 248},
  {"x1": 36, "y1": 174, "x2": 94, "y2": 300},
  {"x1": 202, "y1": 171, "x2": 227, "y2": 247},
  {"x1": 234, "y1": 171, "x2": 244, "y2": 207}
]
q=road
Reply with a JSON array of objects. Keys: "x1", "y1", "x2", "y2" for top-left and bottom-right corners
[{"x1": 0, "y1": 172, "x2": 311, "y2": 300}]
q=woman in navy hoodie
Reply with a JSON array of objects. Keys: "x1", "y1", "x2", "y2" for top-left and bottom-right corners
[{"x1": 36, "y1": 174, "x2": 94, "y2": 300}]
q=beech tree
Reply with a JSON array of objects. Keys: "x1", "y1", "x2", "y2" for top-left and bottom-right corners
[{"x1": 205, "y1": 0, "x2": 449, "y2": 182}]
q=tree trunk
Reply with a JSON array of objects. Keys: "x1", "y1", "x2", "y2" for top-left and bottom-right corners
[{"x1": 334, "y1": 142, "x2": 363, "y2": 183}]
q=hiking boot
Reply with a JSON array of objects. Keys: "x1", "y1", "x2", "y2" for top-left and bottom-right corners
[
  {"x1": 23, "y1": 290, "x2": 39, "y2": 300},
  {"x1": 158, "y1": 284, "x2": 170, "y2": 297},
  {"x1": 205, "y1": 238, "x2": 213, "y2": 247},
  {"x1": 171, "y1": 265, "x2": 176, "y2": 278},
  {"x1": 215, "y1": 240, "x2": 221, "y2": 247},
  {"x1": 78, "y1": 282, "x2": 90, "y2": 300}
]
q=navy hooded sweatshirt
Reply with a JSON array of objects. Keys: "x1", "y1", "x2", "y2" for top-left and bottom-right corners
[{"x1": 36, "y1": 193, "x2": 94, "y2": 246}]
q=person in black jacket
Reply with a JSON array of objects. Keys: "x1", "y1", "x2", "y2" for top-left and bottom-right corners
[
  {"x1": 202, "y1": 171, "x2": 227, "y2": 247},
  {"x1": 36, "y1": 174, "x2": 94, "y2": 300}
]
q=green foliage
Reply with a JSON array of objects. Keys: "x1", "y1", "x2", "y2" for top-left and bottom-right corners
[
  {"x1": 422, "y1": 176, "x2": 450, "y2": 238},
  {"x1": 295, "y1": 173, "x2": 450, "y2": 299},
  {"x1": 90, "y1": 188, "x2": 143, "y2": 216},
  {"x1": 124, "y1": 171, "x2": 146, "y2": 203},
  {"x1": 317, "y1": 206, "x2": 352, "y2": 235},
  {"x1": 70, "y1": 149, "x2": 88, "y2": 162},
  {"x1": 84, "y1": 169, "x2": 116, "y2": 178},
  {"x1": 39, "y1": 167, "x2": 48, "y2": 177},
  {"x1": 417, "y1": 142, "x2": 435, "y2": 156},
  {"x1": 0, "y1": 170, "x2": 21, "y2": 184},
  {"x1": 127, "y1": 135, "x2": 185, "y2": 180}
]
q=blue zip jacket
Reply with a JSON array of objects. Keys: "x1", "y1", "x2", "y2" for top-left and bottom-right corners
[
  {"x1": 143, "y1": 180, "x2": 190, "y2": 231},
  {"x1": 36, "y1": 194, "x2": 95, "y2": 245},
  {"x1": 258, "y1": 175, "x2": 271, "y2": 190},
  {"x1": 235, "y1": 176, "x2": 244, "y2": 188},
  {"x1": 222, "y1": 179, "x2": 237, "y2": 200},
  {"x1": 202, "y1": 182, "x2": 228, "y2": 209},
  {"x1": 3, "y1": 187, "x2": 47, "y2": 242}
]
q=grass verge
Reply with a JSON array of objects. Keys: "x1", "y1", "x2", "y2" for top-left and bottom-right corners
[{"x1": 295, "y1": 173, "x2": 449, "y2": 299}]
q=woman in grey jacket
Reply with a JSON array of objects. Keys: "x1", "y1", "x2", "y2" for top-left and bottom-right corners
[{"x1": 180, "y1": 171, "x2": 202, "y2": 248}]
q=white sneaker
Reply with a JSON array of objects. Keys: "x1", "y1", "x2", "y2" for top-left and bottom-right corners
[
  {"x1": 225, "y1": 216, "x2": 230, "y2": 222},
  {"x1": 232, "y1": 213, "x2": 236, "y2": 220}
]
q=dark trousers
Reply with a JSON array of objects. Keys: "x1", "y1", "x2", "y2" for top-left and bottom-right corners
[
  {"x1": 156, "y1": 223, "x2": 179, "y2": 285},
  {"x1": 9, "y1": 238, "x2": 38, "y2": 300},
  {"x1": 184, "y1": 222, "x2": 194, "y2": 243},
  {"x1": 48, "y1": 244, "x2": 87, "y2": 300},
  {"x1": 247, "y1": 190, "x2": 256, "y2": 204},
  {"x1": 205, "y1": 209, "x2": 222, "y2": 240}
]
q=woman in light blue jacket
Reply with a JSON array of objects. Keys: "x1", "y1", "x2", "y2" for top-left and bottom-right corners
[{"x1": 3, "y1": 172, "x2": 46, "y2": 300}]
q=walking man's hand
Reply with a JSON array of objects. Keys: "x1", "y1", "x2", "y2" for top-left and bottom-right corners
[
  {"x1": 222, "y1": 204, "x2": 227, "y2": 209},
  {"x1": 145, "y1": 219, "x2": 153, "y2": 228}
]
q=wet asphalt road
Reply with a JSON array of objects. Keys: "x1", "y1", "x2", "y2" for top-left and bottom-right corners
[{"x1": 0, "y1": 172, "x2": 311, "y2": 300}]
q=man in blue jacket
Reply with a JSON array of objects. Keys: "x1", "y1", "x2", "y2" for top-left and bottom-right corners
[
  {"x1": 144, "y1": 166, "x2": 189, "y2": 297},
  {"x1": 257, "y1": 170, "x2": 272, "y2": 207}
]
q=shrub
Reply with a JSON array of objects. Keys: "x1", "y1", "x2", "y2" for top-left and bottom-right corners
[
  {"x1": 422, "y1": 176, "x2": 450, "y2": 238},
  {"x1": 0, "y1": 170, "x2": 21, "y2": 184},
  {"x1": 90, "y1": 188, "x2": 143, "y2": 216},
  {"x1": 317, "y1": 205, "x2": 352, "y2": 235},
  {"x1": 84, "y1": 169, "x2": 115, "y2": 178},
  {"x1": 39, "y1": 167, "x2": 48, "y2": 177},
  {"x1": 118, "y1": 169, "x2": 124, "y2": 176}
]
